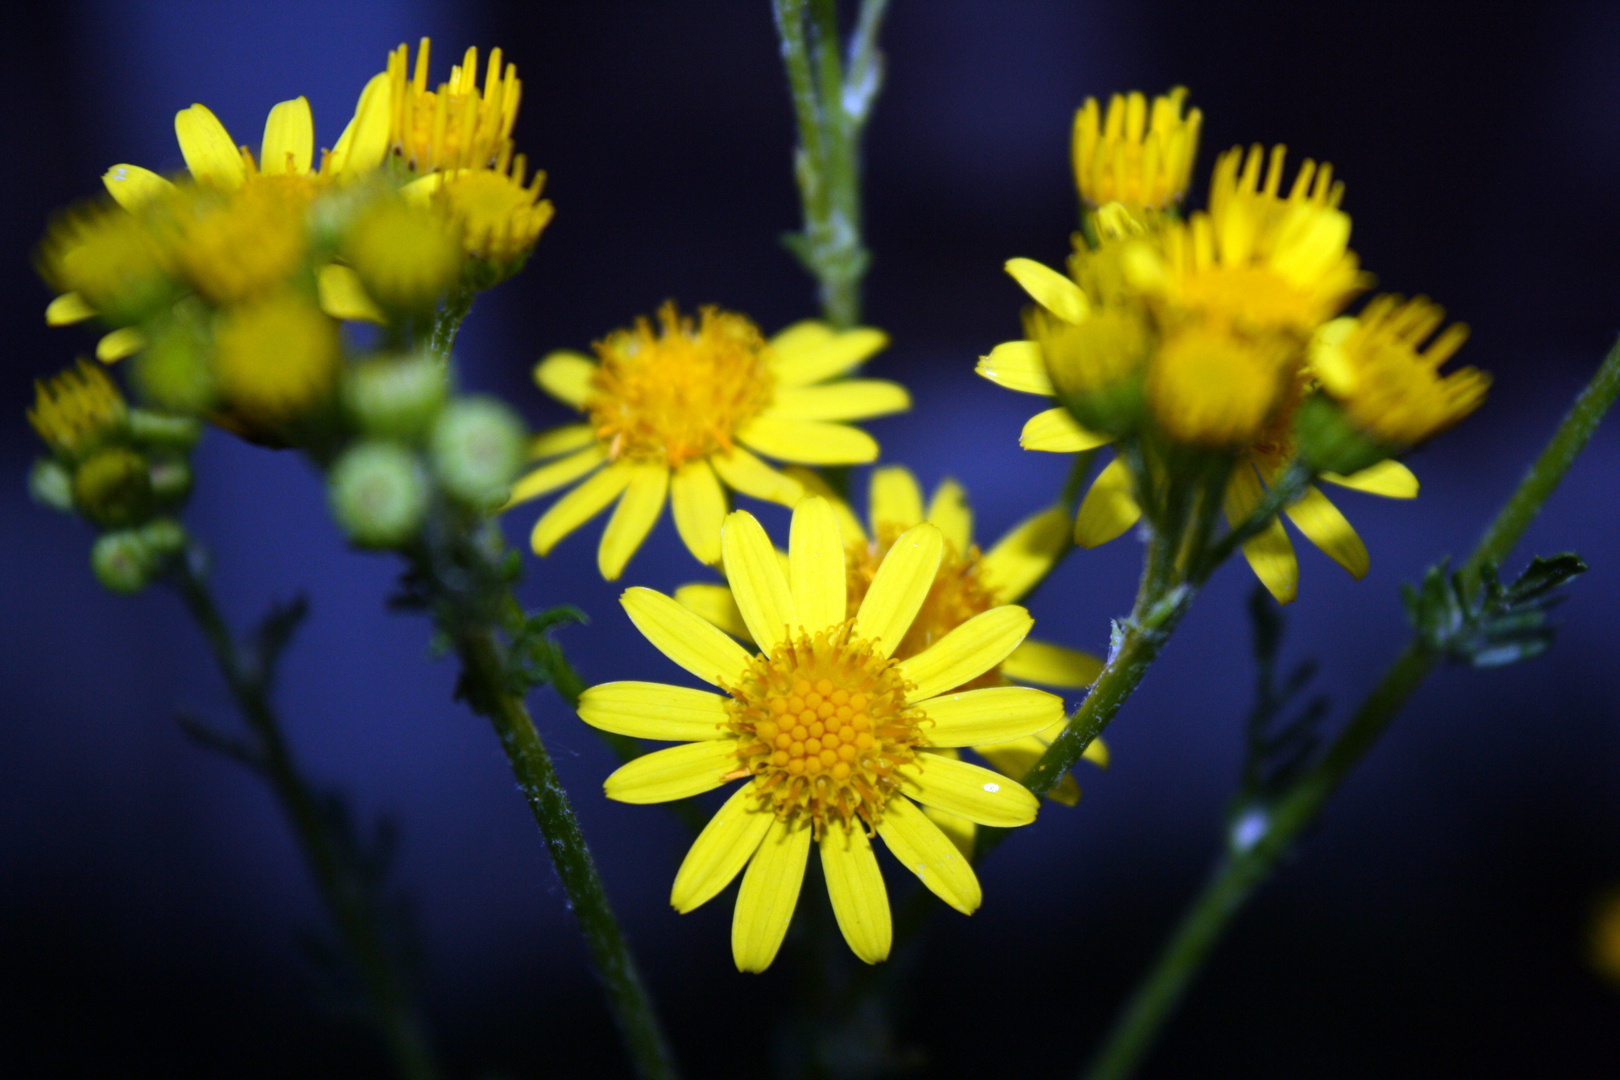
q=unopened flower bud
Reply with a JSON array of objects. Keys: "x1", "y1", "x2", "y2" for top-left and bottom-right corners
[
  {"x1": 344, "y1": 353, "x2": 450, "y2": 441},
  {"x1": 132, "y1": 310, "x2": 217, "y2": 415},
  {"x1": 148, "y1": 456, "x2": 193, "y2": 503},
  {"x1": 128, "y1": 408, "x2": 203, "y2": 450},
  {"x1": 341, "y1": 197, "x2": 464, "y2": 315},
  {"x1": 1293, "y1": 393, "x2": 1396, "y2": 477},
  {"x1": 29, "y1": 458, "x2": 75, "y2": 511},
  {"x1": 136, "y1": 516, "x2": 188, "y2": 557},
  {"x1": 91, "y1": 529, "x2": 157, "y2": 594},
  {"x1": 429, "y1": 397, "x2": 526, "y2": 509},
  {"x1": 73, "y1": 446, "x2": 154, "y2": 527},
  {"x1": 328, "y1": 440, "x2": 429, "y2": 549}
]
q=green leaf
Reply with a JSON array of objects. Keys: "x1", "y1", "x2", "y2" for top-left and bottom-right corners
[{"x1": 1404, "y1": 552, "x2": 1588, "y2": 668}]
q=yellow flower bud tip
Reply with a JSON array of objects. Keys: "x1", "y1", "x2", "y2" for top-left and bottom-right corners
[
  {"x1": 386, "y1": 37, "x2": 523, "y2": 174},
  {"x1": 38, "y1": 202, "x2": 173, "y2": 325},
  {"x1": 424, "y1": 146, "x2": 554, "y2": 267},
  {"x1": 1073, "y1": 86, "x2": 1202, "y2": 211},
  {"x1": 1309, "y1": 294, "x2": 1487, "y2": 449},
  {"x1": 29, "y1": 359, "x2": 128, "y2": 461},
  {"x1": 211, "y1": 292, "x2": 341, "y2": 438},
  {"x1": 329, "y1": 440, "x2": 430, "y2": 549},
  {"x1": 341, "y1": 196, "x2": 464, "y2": 312},
  {"x1": 170, "y1": 179, "x2": 314, "y2": 305}
]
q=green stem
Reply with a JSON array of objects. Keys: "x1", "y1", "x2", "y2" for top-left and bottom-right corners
[
  {"x1": 449, "y1": 619, "x2": 679, "y2": 1080},
  {"x1": 170, "y1": 554, "x2": 438, "y2": 1080},
  {"x1": 427, "y1": 288, "x2": 475, "y2": 360},
  {"x1": 773, "y1": 0, "x2": 889, "y2": 328},
  {"x1": 1080, "y1": 336, "x2": 1620, "y2": 1080}
]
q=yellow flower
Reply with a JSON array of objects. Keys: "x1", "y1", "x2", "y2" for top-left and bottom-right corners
[
  {"x1": 340, "y1": 195, "x2": 465, "y2": 313},
  {"x1": 28, "y1": 359, "x2": 128, "y2": 461},
  {"x1": 1072, "y1": 87, "x2": 1202, "y2": 211},
  {"x1": 1309, "y1": 295, "x2": 1487, "y2": 451},
  {"x1": 402, "y1": 143, "x2": 553, "y2": 266},
  {"x1": 512, "y1": 304, "x2": 908, "y2": 579},
  {"x1": 578, "y1": 498, "x2": 1058, "y2": 970},
  {"x1": 676, "y1": 465, "x2": 1109, "y2": 854},
  {"x1": 385, "y1": 38, "x2": 520, "y2": 173},
  {"x1": 210, "y1": 291, "x2": 341, "y2": 440}
]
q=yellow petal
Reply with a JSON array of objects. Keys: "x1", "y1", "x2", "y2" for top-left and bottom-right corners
[
  {"x1": 578, "y1": 681, "x2": 730, "y2": 741},
  {"x1": 675, "y1": 583, "x2": 752, "y2": 642},
  {"x1": 508, "y1": 445, "x2": 606, "y2": 507},
  {"x1": 732, "y1": 815, "x2": 812, "y2": 972},
  {"x1": 922, "y1": 804, "x2": 978, "y2": 861},
  {"x1": 1083, "y1": 734, "x2": 1110, "y2": 769},
  {"x1": 918, "y1": 686, "x2": 1066, "y2": 747},
  {"x1": 769, "y1": 380, "x2": 910, "y2": 421},
  {"x1": 868, "y1": 465, "x2": 924, "y2": 530},
  {"x1": 174, "y1": 104, "x2": 246, "y2": 188},
  {"x1": 1020, "y1": 406, "x2": 1113, "y2": 453},
  {"x1": 46, "y1": 293, "x2": 96, "y2": 326},
  {"x1": 737, "y1": 416, "x2": 879, "y2": 466},
  {"x1": 976, "y1": 340, "x2": 1054, "y2": 396},
  {"x1": 898, "y1": 755, "x2": 1039, "y2": 827},
  {"x1": 1074, "y1": 456, "x2": 1141, "y2": 548},
  {"x1": 1323, "y1": 459, "x2": 1419, "y2": 499},
  {"x1": 96, "y1": 327, "x2": 146, "y2": 362},
  {"x1": 851, "y1": 523, "x2": 944, "y2": 657},
  {"x1": 671, "y1": 785, "x2": 774, "y2": 913},
  {"x1": 598, "y1": 462, "x2": 669, "y2": 580},
  {"x1": 999, "y1": 638, "x2": 1103, "y2": 688},
  {"x1": 897, "y1": 605, "x2": 1033, "y2": 701},
  {"x1": 100, "y1": 164, "x2": 174, "y2": 210},
  {"x1": 789, "y1": 496, "x2": 849, "y2": 629},
  {"x1": 1005, "y1": 257, "x2": 1089, "y2": 324},
  {"x1": 528, "y1": 424, "x2": 596, "y2": 460},
  {"x1": 621, "y1": 586, "x2": 752, "y2": 686},
  {"x1": 721, "y1": 510, "x2": 800, "y2": 651},
  {"x1": 316, "y1": 264, "x2": 385, "y2": 323},
  {"x1": 926, "y1": 478, "x2": 973, "y2": 553},
  {"x1": 529, "y1": 459, "x2": 629, "y2": 553},
  {"x1": 980, "y1": 506, "x2": 1070, "y2": 603},
  {"x1": 820, "y1": 823, "x2": 891, "y2": 964},
  {"x1": 603, "y1": 740, "x2": 740, "y2": 803},
  {"x1": 670, "y1": 458, "x2": 727, "y2": 566},
  {"x1": 1285, "y1": 486, "x2": 1369, "y2": 579},
  {"x1": 329, "y1": 72, "x2": 392, "y2": 177},
  {"x1": 784, "y1": 467, "x2": 867, "y2": 546},
  {"x1": 875, "y1": 796, "x2": 982, "y2": 914},
  {"x1": 1225, "y1": 465, "x2": 1298, "y2": 604},
  {"x1": 533, "y1": 350, "x2": 598, "y2": 410},
  {"x1": 769, "y1": 324, "x2": 888, "y2": 387},
  {"x1": 259, "y1": 96, "x2": 314, "y2": 175},
  {"x1": 711, "y1": 447, "x2": 804, "y2": 505}
]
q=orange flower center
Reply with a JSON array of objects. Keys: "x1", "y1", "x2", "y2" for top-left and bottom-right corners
[{"x1": 727, "y1": 624, "x2": 920, "y2": 835}]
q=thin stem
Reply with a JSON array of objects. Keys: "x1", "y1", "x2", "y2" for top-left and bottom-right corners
[
  {"x1": 170, "y1": 554, "x2": 438, "y2": 1080},
  {"x1": 450, "y1": 619, "x2": 679, "y2": 1080},
  {"x1": 1080, "y1": 336, "x2": 1620, "y2": 1080},
  {"x1": 427, "y1": 288, "x2": 475, "y2": 360}
]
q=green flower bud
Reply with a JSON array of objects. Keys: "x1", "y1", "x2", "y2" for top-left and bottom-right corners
[
  {"x1": 131, "y1": 307, "x2": 217, "y2": 415},
  {"x1": 344, "y1": 353, "x2": 450, "y2": 441},
  {"x1": 91, "y1": 529, "x2": 157, "y2": 594},
  {"x1": 128, "y1": 408, "x2": 203, "y2": 450},
  {"x1": 136, "y1": 517, "x2": 188, "y2": 557},
  {"x1": 1294, "y1": 393, "x2": 1396, "y2": 477},
  {"x1": 73, "y1": 446, "x2": 154, "y2": 528},
  {"x1": 29, "y1": 457, "x2": 75, "y2": 512},
  {"x1": 148, "y1": 455, "x2": 194, "y2": 503},
  {"x1": 329, "y1": 440, "x2": 429, "y2": 549},
  {"x1": 429, "y1": 396, "x2": 526, "y2": 509}
]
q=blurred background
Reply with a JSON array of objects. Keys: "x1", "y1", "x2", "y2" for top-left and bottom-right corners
[{"x1": 5, "y1": 1, "x2": 1620, "y2": 1076}]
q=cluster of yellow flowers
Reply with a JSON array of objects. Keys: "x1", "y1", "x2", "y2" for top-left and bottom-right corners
[
  {"x1": 982, "y1": 89, "x2": 1489, "y2": 602},
  {"x1": 37, "y1": 39, "x2": 550, "y2": 446}
]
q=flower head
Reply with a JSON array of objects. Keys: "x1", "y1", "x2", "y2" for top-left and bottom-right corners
[
  {"x1": 386, "y1": 38, "x2": 521, "y2": 174},
  {"x1": 579, "y1": 498, "x2": 1060, "y2": 970},
  {"x1": 1072, "y1": 87, "x2": 1202, "y2": 211},
  {"x1": 210, "y1": 291, "x2": 341, "y2": 440},
  {"x1": 403, "y1": 144, "x2": 553, "y2": 268},
  {"x1": 29, "y1": 360, "x2": 128, "y2": 461},
  {"x1": 512, "y1": 304, "x2": 907, "y2": 579}
]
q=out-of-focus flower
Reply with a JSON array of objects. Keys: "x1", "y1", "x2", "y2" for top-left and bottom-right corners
[
  {"x1": 577, "y1": 499, "x2": 1057, "y2": 970},
  {"x1": 1072, "y1": 87, "x2": 1202, "y2": 212},
  {"x1": 513, "y1": 304, "x2": 906, "y2": 579}
]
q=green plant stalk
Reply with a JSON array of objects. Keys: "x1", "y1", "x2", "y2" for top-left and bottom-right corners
[
  {"x1": 773, "y1": 0, "x2": 889, "y2": 328},
  {"x1": 448, "y1": 620, "x2": 678, "y2": 1080},
  {"x1": 1080, "y1": 335, "x2": 1620, "y2": 1080},
  {"x1": 170, "y1": 555, "x2": 438, "y2": 1080}
]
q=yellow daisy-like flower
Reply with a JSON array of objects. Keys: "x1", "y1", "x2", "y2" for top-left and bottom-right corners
[
  {"x1": 676, "y1": 465, "x2": 1109, "y2": 854},
  {"x1": 579, "y1": 498, "x2": 1059, "y2": 971},
  {"x1": 402, "y1": 143, "x2": 553, "y2": 265},
  {"x1": 1072, "y1": 87, "x2": 1202, "y2": 211},
  {"x1": 28, "y1": 359, "x2": 128, "y2": 461},
  {"x1": 513, "y1": 304, "x2": 908, "y2": 579},
  {"x1": 1310, "y1": 294, "x2": 1487, "y2": 451},
  {"x1": 210, "y1": 291, "x2": 342, "y2": 441},
  {"x1": 385, "y1": 38, "x2": 520, "y2": 174}
]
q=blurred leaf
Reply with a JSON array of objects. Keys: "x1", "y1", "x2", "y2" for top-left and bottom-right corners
[{"x1": 1403, "y1": 553, "x2": 1588, "y2": 668}]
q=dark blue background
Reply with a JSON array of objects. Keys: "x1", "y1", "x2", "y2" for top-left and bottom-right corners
[{"x1": 5, "y1": 1, "x2": 1619, "y2": 1076}]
